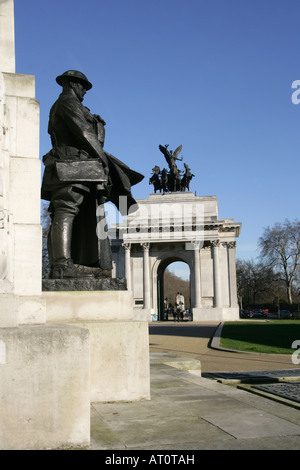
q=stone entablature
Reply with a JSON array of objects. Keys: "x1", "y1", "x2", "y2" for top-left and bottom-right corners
[{"x1": 109, "y1": 192, "x2": 241, "y2": 322}]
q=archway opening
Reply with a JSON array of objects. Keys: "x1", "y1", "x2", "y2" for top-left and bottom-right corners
[{"x1": 157, "y1": 259, "x2": 191, "y2": 321}]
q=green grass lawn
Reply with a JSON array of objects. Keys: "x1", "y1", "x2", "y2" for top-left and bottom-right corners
[{"x1": 220, "y1": 320, "x2": 300, "y2": 354}]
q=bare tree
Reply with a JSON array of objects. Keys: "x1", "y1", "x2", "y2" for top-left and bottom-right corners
[
  {"x1": 258, "y1": 219, "x2": 300, "y2": 304},
  {"x1": 236, "y1": 258, "x2": 278, "y2": 307}
]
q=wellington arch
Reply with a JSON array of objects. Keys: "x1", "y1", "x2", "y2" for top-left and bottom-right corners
[{"x1": 109, "y1": 191, "x2": 241, "y2": 322}]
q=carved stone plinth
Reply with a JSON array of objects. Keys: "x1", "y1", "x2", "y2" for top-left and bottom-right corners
[{"x1": 42, "y1": 277, "x2": 127, "y2": 292}]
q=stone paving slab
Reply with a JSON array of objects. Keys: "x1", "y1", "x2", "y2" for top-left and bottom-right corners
[
  {"x1": 90, "y1": 353, "x2": 300, "y2": 450},
  {"x1": 202, "y1": 408, "x2": 300, "y2": 439}
]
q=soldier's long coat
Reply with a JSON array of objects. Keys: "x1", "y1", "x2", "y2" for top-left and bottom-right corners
[{"x1": 41, "y1": 90, "x2": 143, "y2": 267}]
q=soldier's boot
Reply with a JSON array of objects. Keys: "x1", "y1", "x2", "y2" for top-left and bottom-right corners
[{"x1": 49, "y1": 216, "x2": 93, "y2": 279}]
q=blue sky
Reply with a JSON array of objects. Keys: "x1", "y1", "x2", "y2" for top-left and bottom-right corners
[{"x1": 14, "y1": 0, "x2": 300, "y2": 277}]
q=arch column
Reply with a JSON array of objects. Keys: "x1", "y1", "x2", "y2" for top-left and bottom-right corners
[
  {"x1": 212, "y1": 240, "x2": 222, "y2": 307},
  {"x1": 141, "y1": 242, "x2": 151, "y2": 309},
  {"x1": 122, "y1": 243, "x2": 131, "y2": 290},
  {"x1": 227, "y1": 241, "x2": 238, "y2": 307},
  {"x1": 193, "y1": 241, "x2": 202, "y2": 308}
]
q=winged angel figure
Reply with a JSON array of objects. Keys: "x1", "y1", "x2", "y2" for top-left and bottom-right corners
[
  {"x1": 159, "y1": 144, "x2": 182, "y2": 168},
  {"x1": 158, "y1": 144, "x2": 183, "y2": 191}
]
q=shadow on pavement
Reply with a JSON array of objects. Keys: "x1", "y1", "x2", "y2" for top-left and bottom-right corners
[{"x1": 149, "y1": 323, "x2": 219, "y2": 340}]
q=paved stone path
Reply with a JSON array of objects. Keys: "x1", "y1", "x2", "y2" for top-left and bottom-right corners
[
  {"x1": 149, "y1": 322, "x2": 298, "y2": 373},
  {"x1": 91, "y1": 352, "x2": 300, "y2": 450},
  {"x1": 149, "y1": 322, "x2": 300, "y2": 407},
  {"x1": 90, "y1": 322, "x2": 300, "y2": 450}
]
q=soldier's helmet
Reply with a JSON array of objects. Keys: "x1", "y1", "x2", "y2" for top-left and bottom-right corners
[{"x1": 55, "y1": 70, "x2": 93, "y2": 90}]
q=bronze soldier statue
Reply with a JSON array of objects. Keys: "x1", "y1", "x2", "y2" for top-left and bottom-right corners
[{"x1": 41, "y1": 70, "x2": 143, "y2": 279}]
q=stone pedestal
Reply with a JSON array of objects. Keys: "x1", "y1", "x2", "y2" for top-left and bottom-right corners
[
  {"x1": 0, "y1": 324, "x2": 90, "y2": 450},
  {"x1": 43, "y1": 279, "x2": 151, "y2": 403},
  {"x1": 42, "y1": 277, "x2": 127, "y2": 292},
  {"x1": 69, "y1": 320, "x2": 150, "y2": 403},
  {"x1": 43, "y1": 290, "x2": 134, "y2": 322}
]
